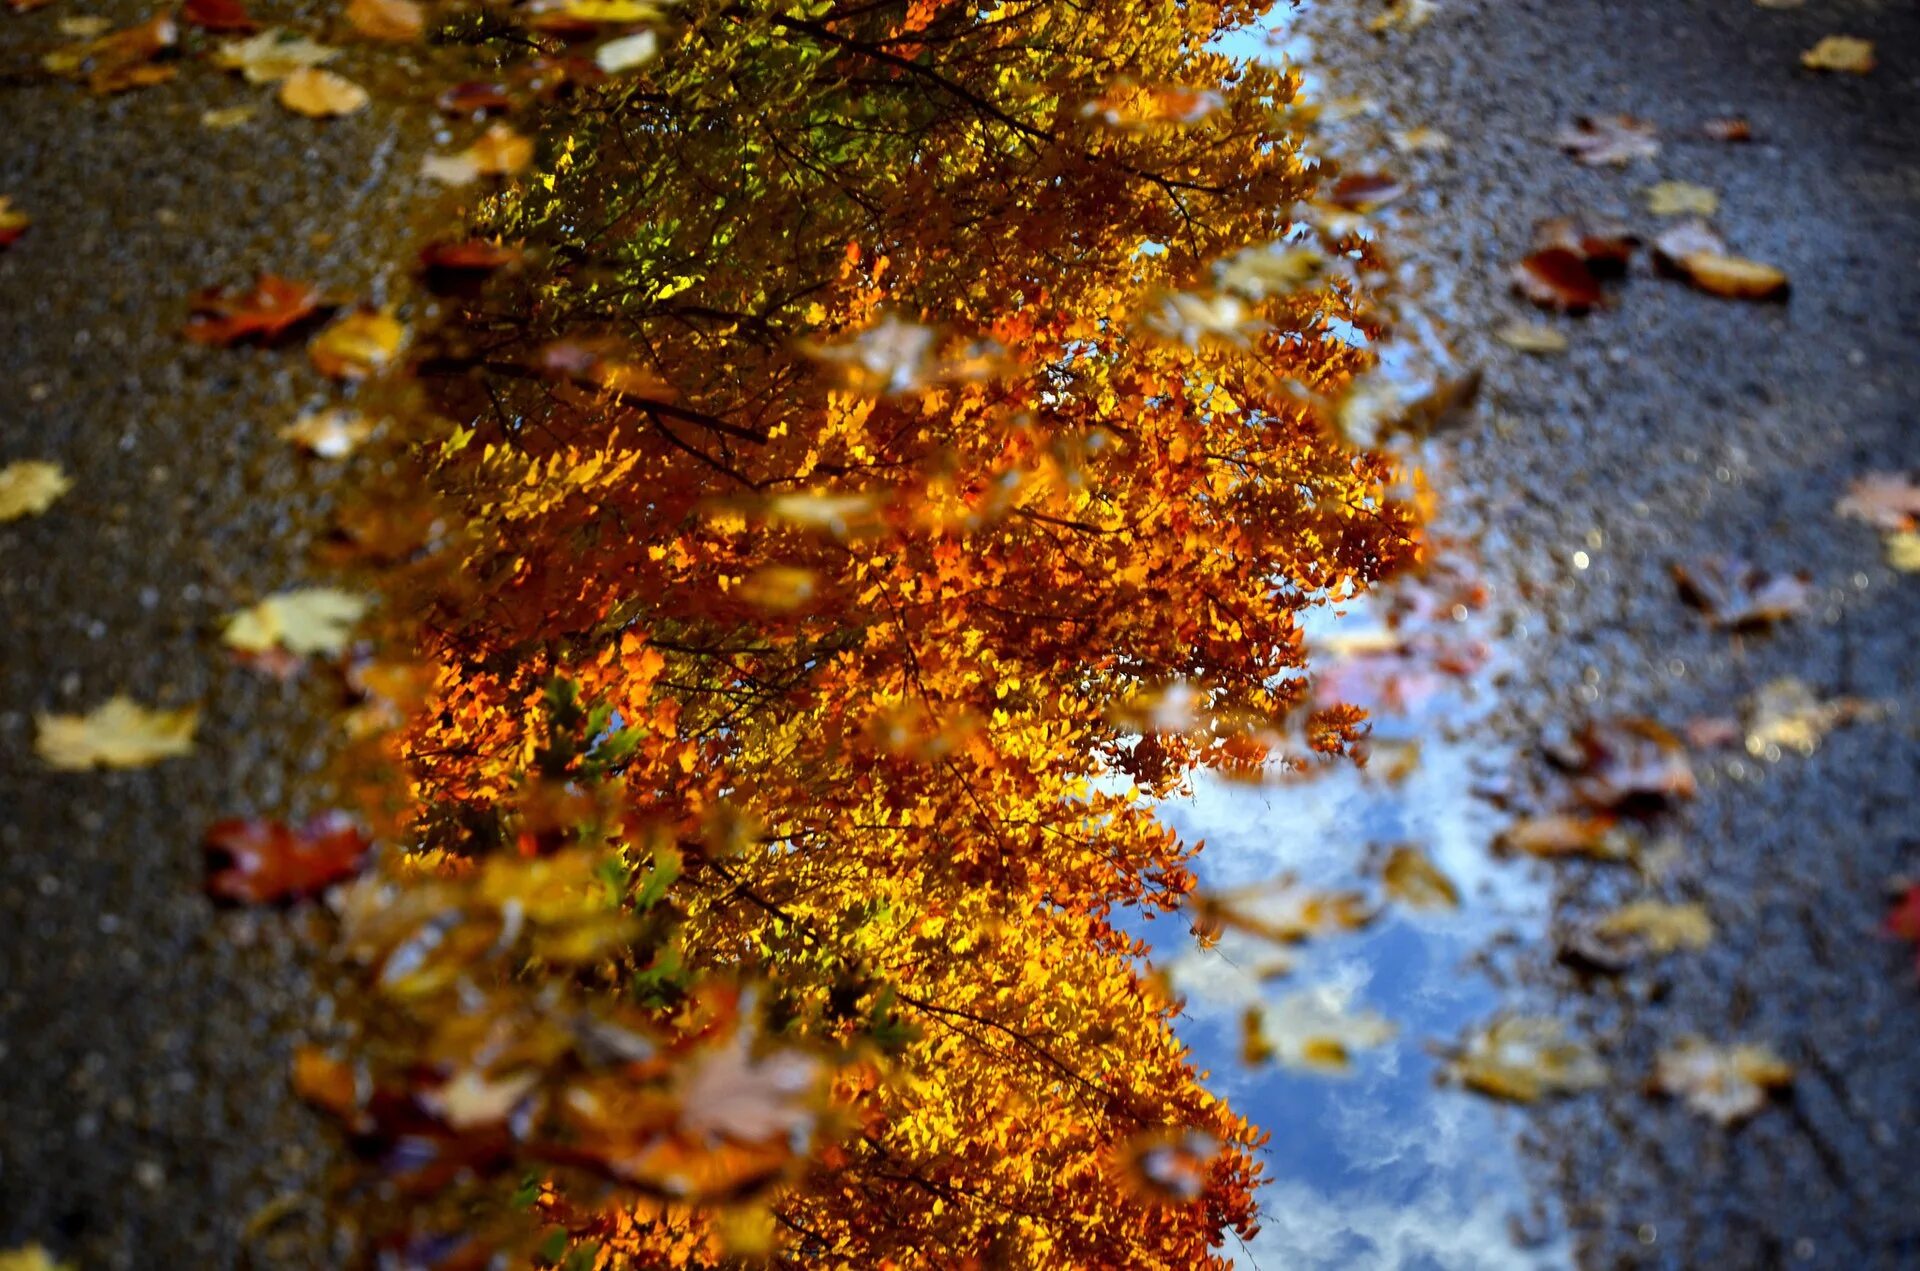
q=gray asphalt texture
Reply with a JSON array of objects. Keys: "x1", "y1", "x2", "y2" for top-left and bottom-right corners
[
  {"x1": 1301, "y1": 0, "x2": 1920, "y2": 1266},
  {"x1": 0, "y1": 3, "x2": 456, "y2": 1264}
]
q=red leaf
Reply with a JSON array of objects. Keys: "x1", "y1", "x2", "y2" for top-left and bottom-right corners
[
  {"x1": 185, "y1": 273, "x2": 328, "y2": 346},
  {"x1": 1886, "y1": 885, "x2": 1920, "y2": 976},
  {"x1": 205, "y1": 812, "x2": 371, "y2": 902},
  {"x1": 1702, "y1": 116, "x2": 1752, "y2": 143},
  {"x1": 182, "y1": 0, "x2": 257, "y2": 33},
  {"x1": 1327, "y1": 172, "x2": 1407, "y2": 211},
  {"x1": 420, "y1": 238, "x2": 523, "y2": 273},
  {"x1": 436, "y1": 81, "x2": 514, "y2": 115},
  {"x1": 1512, "y1": 248, "x2": 1604, "y2": 312}
]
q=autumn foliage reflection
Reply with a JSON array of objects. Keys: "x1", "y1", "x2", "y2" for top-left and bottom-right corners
[{"x1": 315, "y1": 0, "x2": 1418, "y2": 1263}]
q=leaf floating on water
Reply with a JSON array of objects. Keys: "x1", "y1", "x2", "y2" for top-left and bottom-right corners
[
  {"x1": 1644, "y1": 181, "x2": 1719, "y2": 216},
  {"x1": 1217, "y1": 244, "x2": 1323, "y2": 299},
  {"x1": 1443, "y1": 1016, "x2": 1608, "y2": 1102},
  {"x1": 1650, "y1": 1038, "x2": 1793, "y2": 1125},
  {"x1": 345, "y1": 0, "x2": 424, "y2": 42},
  {"x1": 1495, "y1": 321, "x2": 1568, "y2": 354},
  {"x1": 1563, "y1": 718, "x2": 1697, "y2": 807},
  {"x1": 422, "y1": 123, "x2": 535, "y2": 185},
  {"x1": 309, "y1": 308, "x2": 406, "y2": 379},
  {"x1": 0, "y1": 197, "x2": 29, "y2": 248},
  {"x1": 1192, "y1": 877, "x2": 1377, "y2": 946},
  {"x1": 677, "y1": 1031, "x2": 822, "y2": 1145},
  {"x1": 1381, "y1": 844, "x2": 1460, "y2": 909},
  {"x1": 213, "y1": 29, "x2": 338, "y2": 84},
  {"x1": 184, "y1": 273, "x2": 326, "y2": 346},
  {"x1": 1325, "y1": 172, "x2": 1407, "y2": 211},
  {"x1": 0, "y1": 460, "x2": 72, "y2": 521},
  {"x1": 278, "y1": 67, "x2": 369, "y2": 117},
  {"x1": 1249, "y1": 986, "x2": 1396, "y2": 1073},
  {"x1": 1670, "y1": 556, "x2": 1812, "y2": 628},
  {"x1": 1801, "y1": 36, "x2": 1874, "y2": 73},
  {"x1": 1499, "y1": 813, "x2": 1634, "y2": 862},
  {"x1": 205, "y1": 812, "x2": 372, "y2": 903},
  {"x1": 1557, "y1": 114, "x2": 1659, "y2": 166},
  {"x1": 280, "y1": 408, "x2": 374, "y2": 458},
  {"x1": 224, "y1": 587, "x2": 370, "y2": 657},
  {"x1": 1592, "y1": 900, "x2": 1715, "y2": 955},
  {"x1": 36, "y1": 696, "x2": 198, "y2": 770}
]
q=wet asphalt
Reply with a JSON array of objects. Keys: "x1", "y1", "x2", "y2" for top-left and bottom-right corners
[
  {"x1": 1299, "y1": 0, "x2": 1920, "y2": 1266},
  {"x1": 0, "y1": 3, "x2": 457, "y2": 1264}
]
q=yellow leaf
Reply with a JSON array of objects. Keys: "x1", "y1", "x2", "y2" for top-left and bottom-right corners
[
  {"x1": 1651, "y1": 1038, "x2": 1792, "y2": 1125},
  {"x1": 278, "y1": 67, "x2": 369, "y2": 117},
  {"x1": 1801, "y1": 35, "x2": 1874, "y2": 73},
  {"x1": 1494, "y1": 321, "x2": 1568, "y2": 355},
  {"x1": 345, "y1": 0, "x2": 424, "y2": 42},
  {"x1": 1887, "y1": 529, "x2": 1920, "y2": 572},
  {"x1": 1445, "y1": 1016, "x2": 1607, "y2": 1102},
  {"x1": 1644, "y1": 180, "x2": 1718, "y2": 216},
  {"x1": 0, "y1": 1246, "x2": 72, "y2": 1271},
  {"x1": 1592, "y1": 900, "x2": 1714, "y2": 954},
  {"x1": 36, "y1": 696, "x2": 198, "y2": 769},
  {"x1": 223, "y1": 587, "x2": 370, "y2": 656},
  {"x1": 1380, "y1": 844, "x2": 1459, "y2": 909},
  {"x1": 213, "y1": 30, "x2": 338, "y2": 84},
  {"x1": 0, "y1": 460, "x2": 72, "y2": 521},
  {"x1": 309, "y1": 309, "x2": 405, "y2": 380},
  {"x1": 280, "y1": 408, "x2": 374, "y2": 458}
]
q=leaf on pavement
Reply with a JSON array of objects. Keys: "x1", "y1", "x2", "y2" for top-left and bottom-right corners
[
  {"x1": 182, "y1": 0, "x2": 257, "y2": 33},
  {"x1": 1650, "y1": 1038, "x2": 1792, "y2": 1125},
  {"x1": 0, "y1": 460, "x2": 72, "y2": 521},
  {"x1": 1512, "y1": 248, "x2": 1605, "y2": 312},
  {"x1": 185, "y1": 274, "x2": 327, "y2": 345},
  {"x1": 309, "y1": 308, "x2": 406, "y2": 379},
  {"x1": 1836, "y1": 472, "x2": 1920, "y2": 531},
  {"x1": 1801, "y1": 36, "x2": 1874, "y2": 73},
  {"x1": 42, "y1": 14, "x2": 178, "y2": 94},
  {"x1": 223, "y1": 587, "x2": 370, "y2": 656},
  {"x1": 213, "y1": 29, "x2": 338, "y2": 84},
  {"x1": 36, "y1": 696, "x2": 198, "y2": 769},
  {"x1": 1674, "y1": 252, "x2": 1790, "y2": 301},
  {"x1": 1592, "y1": 900, "x2": 1715, "y2": 955},
  {"x1": 421, "y1": 123, "x2": 534, "y2": 185},
  {"x1": 1888, "y1": 530, "x2": 1920, "y2": 572},
  {"x1": 345, "y1": 0, "x2": 424, "y2": 42},
  {"x1": 1499, "y1": 813, "x2": 1634, "y2": 862},
  {"x1": 1557, "y1": 114, "x2": 1659, "y2": 166},
  {"x1": 1645, "y1": 180, "x2": 1718, "y2": 216},
  {"x1": 1443, "y1": 1016, "x2": 1608, "y2": 1103},
  {"x1": 1744, "y1": 676, "x2": 1875, "y2": 755},
  {"x1": 1381, "y1": 844, "x2": 1460, "y2": 909},
  {"x1": 1389, "y1": 126, "x2": 1450, "y2": 153},
  {"x1": 280, "y1": 407, "x2": 374, "y2": 457},
  {"x1": 1563, "y1": 718, "x2": 1697, "y2": 807},
  {"x1": 1495, "y1": 321, "x2": 1568, "y2": 354},
  {"x1": 1670, "y1": 556, "x2": 1812, "y2": 627},
  {"x1": 205, "y1": 812, "x2": 372, "y2": 902},
  {"x1": 0, "y1": 197, "x2": 28, "y2": 248},
  {"x1": 278, "y1": 67, "x2": 369, "y2": 117}
]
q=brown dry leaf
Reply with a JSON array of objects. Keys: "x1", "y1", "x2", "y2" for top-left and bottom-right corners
[
  {"x1": 1802, "y1": 36, "x2": 1874, "y2": 74},
  {"x1": 1512, "y1": 248, "x2": 1604, "y2": 312},
  {"x1": 42, "y1": 13, "x2": 178, "y2": 94},
  {"x1": 1381, "y1": 844, "x2": 1460, "y2": 909},
  {"x1": 1194, "y1": 878, "x2": 1377, "y2": 946},
  {"x1": 1443, "y1": 1017, "x2": 1608, "y2": 1103},
  {"x1": 1744, "y1": 676, "x2": 1875, "y2": 756},
  {"x1": 185, "y1": 273, "x2": 327, "y2": 346},
  {"x1": 1495, "y1": 321, "x2": 1568, "y2": 355},
  {"x1": 0, "y1": 460, "x2": 72, "y2": 521},
  {"x1": 1701, "y1": 116, "x2": 1752, "y2": 142},
  {"x1": 1651, "y1": 1038, "x2": 1793, "y2": 1125},
  {"x1": 1557, "y1": 114, "x2": 1659, "y2": 166},
  {"x1": 1675, "y1": 252, "x2": 1790, "y2": 301},
  {"x1": 181, "y1": 0, "x2": 256, "y2": 32},
  {"x1": 205, "y1": 812, "x2": 372, "y2": 902},
  {"x1": 1534, "y1": 213, "x2": 1639, "y2": 271},
  {"x1": 35, "y1": 696, "x2": 198, "y2": 769},
  {"x1": 223, "y1": 587, "x2": 369, "y2": 656},
  {"x1": 345, "y1": 0, "x2": 424, "y2": 42},
  {"x1": 1670, "y1": 556, "x2": 1812, "y2": 627},
  {"x1": 1836, "y1": 472, "x2": 1920, "y2": 531},
  {"x1": 1593, "y1": 900, "x2": 1715, "y2": 955},
  {"x1": 280, "y1": 407, "x2": 374, "y2": 457},
  {"x1": 1566, "y1": 718, "x2": 1697, "y2": 807},
  {"x1": 676, "y1": 1033, "x2": 821, "y2": 1145},
  {"x1": 1326, "y1": 172, "x2": 1407, "y2": 211},
  {"x1": 213, "y1": 29, "x2": 338, "y2": 84},
  {"x1": 309, "y1": 308, "x2": 405, "y2": 379},
  {"x1": 421, "y1": 123, "x2": 534, "y2": 185},
  {"x1": 0, "y1": 197, "x2": 29, "y2": 248},
  {"x1": 278, "y1": 67, "x2": 369, "y2": 117},
  {"x1": 1250, "y1": 987, "x2": 1396, "y2": 1073},
  {"x1": 1500, "y1": 813, "x2": 1633, "y2": 862},
  {"x1": 1645, "y1": 180, "x2": 1718, "y2": 216}
]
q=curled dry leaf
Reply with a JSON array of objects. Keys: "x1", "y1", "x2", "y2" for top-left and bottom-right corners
[
  {"x1": 223, "y1": 587, "x2": 370, "y2": 656},
  {"x1": 1247, "y1": 986, "x2": 1396, "y2": 1073},
  {"x1": 1645, "y1": 180, "x2": 1718, "y2": 216},
  {"x1": 1534, "y1": 213, "x2": 1638, "y2": 272},
  {"x1": 213, "y1": 29, "x2": 338, "y2": 84},
  {"x1": 278, "y1": 67, "x2": 369, "y2": 117},
  {"x1": 1802, "y1": 36, "x2": 1874, "y2": 74},
  {"x1": 1677, "y1": 252, "x2": 1790, "y2": 301},
  {"x1": 1836, "y1": 472, "x2": 1920, "y2": 531},
  {"x1": 0, "y1": 460, "x2": 72, "y2": 521},
  {"x1": 1326, "y1": 172, "x2": 1407, "y2": 211},
  {"x1": 184, "y1": 273, "x2": 326, "y2": 345},
  {"x1": 1381, "y1": 844, "x2": 1459, "y2": 909},
  {"x1": 1702, "y1": 116, "x2": 1752, "y2": 143},
  {"x1": 182, "y1": 0, "x2": 256, "y2": 33},
  {"x1": 345, "y1": 0, "x2": 424, "y2": 42},
  {"x1": 1557, "y1": 114, "x2": 1659, "y2": 166},
  {"x1": 1443, "y1": 1016, "x2": 1608, "y2": 1103},
  {"x1": 596, "y1": 29, "x2": 660, "y2": 74},
  {"x1": 421, "y1": 123, "x2": 535, "y2": 185},
  {"x1": 205, "y1": 812, "x2": 372, "y2": 902},
  {"x1": 0, "y1": 197, "x2": 28, "y2": 248},
  {"x1": 1512, "y1": 248, "x2": 1604, "y2": 312},
  {"x1": 35, "y1": 696, "x2": 198, "y2": 769},
  {"x1": 1651, "y1": 1038, "x2": 1793, "y2": 1125},
  {"x1": 1563, "y1": 718, "x2": 1697, "y2": 807},
  {"x1": 281, "y1": 407, "x2": 374, "y2": 458},
  {"x1": 309, "y1": 308, "x2": 406, "y2": 379},
  {"x1": 1495, "y1": 321, "x2": 1568, "y2": 355},
  {"x1": 1499, "y1": 813, "x2": 1633, "y2": 862},
  {"x1": 1670, "y1": 556, "x2": 1812, "y2": 627},
  {"x1": 42, "y1": 14, "x2": 178, "y2": 94}
]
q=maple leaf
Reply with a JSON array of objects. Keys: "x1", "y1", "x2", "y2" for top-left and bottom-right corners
[
  {"x1": 0, "y1": 460, "x2": 72, "y2": 521},
  {"x1": 1443, "y1": 1017, "x2": 1608, "y2": 1103},
  {"x1": 35, "y1": 696, "x2": 197, "y2": 769},
  {"x1": 1835, "y1": 472, "x2": 1920, "y2": 531},
  {"x1": 345, "y1": 0, "x2": 424, "y2": 42},
  {"x1": 182, "y1": 0, "x2": 257, "y2": 33},
  {"x1": 309, "y1": 309, "x2": 406, "y2": 379},
  {"x1": 184, "y1": 274, "x2": 327, "y2": 346},
  {"x1": 1380, "y1": 844, "x2": 1459, "y2": 909},
  {"x1": 1650, "y1": 1038, "x2": 1793, "y2": 1125},
  {"x1": 212, "y1": 29, "x2": 338, "y2": 84},
  {"x1": 279, "y1": 67, "x2": 370, "y2": 118},
  {"x1": 0, "y1": 197, "x2": 29, "y2": 248},
  {"x1": 1669, "y1": 556, "x2": 1812, "y2": 627},
  {"x1": 1802, "y1": 36, "x2": 1874, "y2": 73},
  {"x1": 223, "y1": 587, "x2": 370, "y2": 656},
  {"x1": 205, "y1": 812, "x2": 372, "y2": 902},
  {"x1": 281, "y1": 408, "x2": 374, "y2": 458},
  {"x1": 1557, "y1": 114, "x2": 1659, "y2": 166}
]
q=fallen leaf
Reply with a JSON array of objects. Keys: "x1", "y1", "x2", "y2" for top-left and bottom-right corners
[
  {"x1": 345, "y1": 0, "x2": 423, "y2": 41},
  {"x1": 278, "y1": 67, "x2": 369, "y2": 117},
  {"x1": 42, "y1": 13, "x2": 178, "y2": 93},
  {"x1": 1367, "y1": 0, "x2": 1434, "y2": 34},
  {"x1": 1701, "y1": 116, "x2": 1752, "y2": 142},
  {"x1": 281, "y1": 408, "x2": 373, "y2": 457},
  {"x1": 1557, "y1": 114, "x2": 1658, "y2": 166},
  {"x1": 1512, "y1": 248, "x2": 1604, "y2": 312},
  {"x1": 213, "y1": 30, "x2": 338, "y2": 84},
  {"x1": 1645, "y1": 180, "x2": 1719, "y2": 216},
  {"x1": 1670, "y1": 556, "x2": 1812, "y2": 627},
  {"x1": 1651, "y1": 1038, "x2": 1792, "y2": 1125},
  {"x1": 200, "y1": 105, "x2": 257, "y2": 129},
  {"x1": 182, "y1": 0, "x2": 256, "y2": 33},
  {"x1": 1673, "y1": 252, "x2": 1790, "y2": 301},
  {"x1": 422, "y1": 1068, "x2": 539, "y2": 1130},
  {"x1": 309, "y1": 308, "x2": 406, "y2": 379},
  {"x1": 420, "y1": 238, "x2": 523, "y2": 274},
  {"x1": 1564, "y1": 718, "x2": 1697, "y2": 806},
  {"x1": 596, "y1": 29, "x2": 659, "y2": 74},
  {"x1": 1444, "y1": 1017, "x2": 1608, "y2": 1102},
  {"x1": 1533, "y1": 213, "x2": 1638, "y2": 272},
  {"x1": 184, "y1": 273, "x2": 326, "y2": 345},
  {"x1": 1192, "y1": 878, "x2": 1377, "y2": 946},
  {"x1": 1389, "y1": 126, "x2": 1450, "y2": 153},
  {"x1": 1651, "y1": 217, "x2": 1726, "y2": 267},
  {"x1": 57, "y1": 16, "x2": 112, "y2": 38},
  {"x1": 1888, "y1": 530, "x2": 1920, "y2": 572},
  {"x1": 0, "y1": 197, "x2": 28, "y2": 248},
  {"x1": 1249, "y1": 986, "x2": 1396, "y2": 1072},
  {"x1": 422, "y1": 123, "x2": 534, "y2": 185},
  {"x1": 223, "y1": 587, "x2": 370, "y2": 656},
  {"x1": 36, "y1": 696, "x2": 198, "y2": 769},
  {"x1": 1592, "y1": 900, "x2": 1715, "y2": 954},
  {"x1": 0, "y1": 1247, "x2": 71, "y2": 1271},
  {"x1": 205, "y1": 812, "x2": 372, "y2": 902},
  {"x1": 1744, "y1": 676, "x2": 1875, "y2": 755},
  {"x1": 1381, "y1": 844, "x2": 1459, "y2": 909},
  {"x1": 436, "y1": 81, "x2": 514, "y2": 114},
  {"x1": 1683, "y1": 715, "x2": 1742, "y2": 749},
  {"x1": 1802, "y1": 36, "x2": 1874, "y2": 73},
  {"x1": 0, "y1": 460, "x2": 72, "y2": 521},
  {"x1": 1836, "y1": 472, "x2": 1920, "y2": 531},
  {"x1": 1326, "y1": 172, "x2": 1406, "y2": 211},
  {"x1": 1886, "y1": 884, "x2": 1920, "y2": 976},
  {"x1": 1499, "y1": 813, "x2": 1633, "y2": 861},
  {"x1": 1495, "y1": 321, "x2": 1568, "y2": 354}
]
